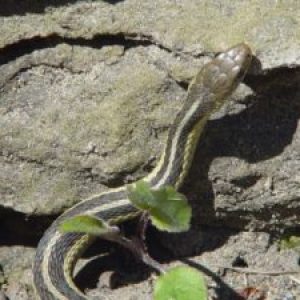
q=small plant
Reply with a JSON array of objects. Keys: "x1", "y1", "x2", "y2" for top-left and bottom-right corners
[
  {"x1": 127, "y1": 180, "x2": 191, "y2": 233},
  {"x1": 60, "y1": 180, "x2": 208, "y2": 300},
  {"x1": 60, "y1": 215, "x2": 119, "y2": 236}
]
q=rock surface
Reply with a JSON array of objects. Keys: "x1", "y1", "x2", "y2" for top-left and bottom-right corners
[{"x1": 0, "y1": 0, "x2": 299, "y2": 299}]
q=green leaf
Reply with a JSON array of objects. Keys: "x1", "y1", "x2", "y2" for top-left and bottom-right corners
[
  {"x1": 154, "y1": 266, "x2": 207, "y2": 300},
  {"x1": 127, "y1": 181, "x2": 191, "y2": 232},
  {"x1": 127, "y1": 180, "x2": 156, "y2": 210},
  {"x1": 280, "y1": 235, "x2": 300, "y2": 251},
  {"x1": 59, "y1": 215, "x2": 117, "y2": 236}
]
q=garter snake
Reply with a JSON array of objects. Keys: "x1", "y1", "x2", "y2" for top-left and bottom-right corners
[{"x1": 33, "y1": 43, "x2": 252, "y2": 299}]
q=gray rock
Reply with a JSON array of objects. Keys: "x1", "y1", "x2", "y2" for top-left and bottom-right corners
[
  {"x1": 0, "y1": 0, "x2": 299, "y2": 229},
  {"x1": 1, "y1": 0, "x2": 300, "y2": 299}
]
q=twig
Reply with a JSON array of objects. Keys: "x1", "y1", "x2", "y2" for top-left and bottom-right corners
[
  {"x1": 217, "y1": 265, "x2": 299, "y2": 276},
  {"x1": 104, "y1": 231, "x2": 165, "y2": 274},
  {"x1": 181, "y1": 258, "x2": 299, "y2": 276}
]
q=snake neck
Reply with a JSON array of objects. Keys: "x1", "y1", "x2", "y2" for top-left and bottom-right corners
[{"x1": 146, "y1": 87, "x2": 215, "y2": 190}]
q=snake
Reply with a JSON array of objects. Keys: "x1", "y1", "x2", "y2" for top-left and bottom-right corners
[{"x1": 33, "y1": 43, "x2": 252, "y2": 299}]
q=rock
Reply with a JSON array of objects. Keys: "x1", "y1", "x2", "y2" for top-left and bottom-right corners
[
  {"x1": 0, "y1": 246, "x2": 35, "y2": 299},
  {"x1": 0, "y1": 0, "x2": 300, "y2": 299},
  {"x1": 0, "y1": 45, "x2": 185, "y2": 215}
]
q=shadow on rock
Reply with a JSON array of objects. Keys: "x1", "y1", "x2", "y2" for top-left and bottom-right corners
[
  {"x1": 182, "y1": 65, "x2": 300, "y2": 230},
  {"x1": 0, "y1": 0, "x2": 124, "y2": 17}
]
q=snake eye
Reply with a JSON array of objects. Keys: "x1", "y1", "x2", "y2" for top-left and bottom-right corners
[{"x1": 214, "y1": 73, "x2": 228, "y2": 89}]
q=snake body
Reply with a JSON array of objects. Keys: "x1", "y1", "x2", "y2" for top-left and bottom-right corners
[{"x1": 33, "y1": 44, "x2": 252, "y2": 299}]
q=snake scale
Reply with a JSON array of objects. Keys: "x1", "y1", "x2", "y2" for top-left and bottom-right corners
[{"x1": 33, "y1": 43, "x2": 252, "y2": 299}]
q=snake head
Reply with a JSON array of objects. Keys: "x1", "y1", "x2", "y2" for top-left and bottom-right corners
[{"x1": 202, "y1": 43, "x2": 252, "y2": 99}]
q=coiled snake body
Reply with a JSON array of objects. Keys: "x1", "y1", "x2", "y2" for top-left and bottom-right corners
[{"x1": 33, "y1": 44, "x2": 252, "y2": 299}]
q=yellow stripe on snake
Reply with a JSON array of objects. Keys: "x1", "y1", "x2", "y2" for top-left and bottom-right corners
[{"x1": 33, "y1": 44, "x2": 252, "y2": 299}]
